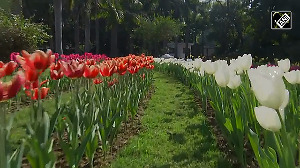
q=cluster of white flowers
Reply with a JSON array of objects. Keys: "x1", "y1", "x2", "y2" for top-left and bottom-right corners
[{"x1": 155, "y1": 55, "x2": 298, "y2": 132}]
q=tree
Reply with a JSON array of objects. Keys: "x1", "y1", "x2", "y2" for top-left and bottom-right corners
[
  {"x1": 134, "y1": 16, "x2": 181, "y2": 56},
  {"x1": 54, "y1": 0, "x2": 63, "y2": 54},
  {"x1": 95, "y1": 0, "x2": 124, "y2": 57}
]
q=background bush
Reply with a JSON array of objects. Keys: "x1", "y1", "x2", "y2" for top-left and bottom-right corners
[{"x1": 0, "y1": 9, "x2": 50, "y2": 62}]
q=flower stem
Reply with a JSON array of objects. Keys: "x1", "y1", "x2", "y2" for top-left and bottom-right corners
[
  {"x1": 276, "y1": 109, "x2": 295, "y2": 168},
  {"x1": 0, "y1": 102, "x2": 7, "y2": 168}
]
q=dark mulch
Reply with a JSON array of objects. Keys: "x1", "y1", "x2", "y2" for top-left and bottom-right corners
[
  {"x1": 7, "y1": 93, "x2": 56, "y2": 114},
  {"x1": 21, "y1": 86, "x2": 155, "y2": 168},
  {"x1": 192, "y1": 90, "x2": 258, "y2": 168}
]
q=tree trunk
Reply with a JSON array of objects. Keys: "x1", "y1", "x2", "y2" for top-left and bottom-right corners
[
  {"x1": 95, "y1": 19, "x2": 100, "y2": 54},
  {"x1": 84, "y1": 2, "x2": 91, "y2": 52},
  {"x1": 22, "y1": 0, "x2": 31, "y2": 18},
  {"x1": 49, "y1": 36, "x2": 54, "y2": 51},
  {"x1": 74, "y1": 15, "x2": 80, "y2": 54},
  {"x1": 184, "y1": 27, "x2": 190, "y2": 59},
  {"x1": 202, "y1": 30, "x2": 204, "y2": 56},
  {"x1": 129, "y1": 34, "x2": 133, "y2": 54},
  {"x1": 54, "y1": 0, "x2": 63, "y2": 54},
  {"x1": 174, "y1": 36, "x2": 178, "y2": 58},
  {"x1": 110, "y1": 24, "x2": 118, "y2": 57},
  {"x1": 11, "y1": 0, "x2": 22, "y2": 15},
  {"x1": 163, "y1": 40, "x2": 167, "y2": 54}
]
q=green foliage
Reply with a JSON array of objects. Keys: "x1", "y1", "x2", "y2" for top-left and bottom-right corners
[
  {"x1": 0, "y1": 9, "x2": 50, "y2": 62},
  {"x1": 0, "y1": 0, "x2": 11, "y2": 12},
  {"x1": 208, "y1": 0, "x2": 300, "y2": 61},
  {"x1": 134, "y1": 15, "x2": 182, "y2": 55}
]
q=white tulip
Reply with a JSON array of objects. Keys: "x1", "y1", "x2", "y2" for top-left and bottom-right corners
[
  {"x1": 203, "y1": 60, "x2": 217, "y2": 75},
  {"x1": 198, "y1": 66, "x2": 205, "y2": 76},
  {"x1": 216, "y1": 60, "x2": 228, "y2": 67},
  {"x1": 297, "y1": 71, "x2": 300, "y2": 84},
  {"x1": 280, "y1": 89, "x2": 290, "y2": 109},
  {"x1": 278, "y1": 59, "x2": 290, "y2": 72},
  {"x1": 229, "y1": 59, "x2": 238, "y2": 72},
  {"x1": 248, "y1": 67, "x2": 286, "y2": 109},
  {"x1": 193, "y1": 59, "x2": 203, "y2": 69},
  {"x1": 227, "y1": 74, "x2": 241, "y2": 89},
  {"x1": 254, "y1": 106, "x2": 282, "y2": 132},
  {"x1": 284, "y1": 70, "x2": 298, "y2": 84},
  {"x1": 214, "y1": 64, "x2": 230, "y2": 87},
  {"x1": 237, "y1": 69, "x2": 244, "y2": 75},
  {"x1": 239, "y1": 54, "x2": 252, "y2": 71}
]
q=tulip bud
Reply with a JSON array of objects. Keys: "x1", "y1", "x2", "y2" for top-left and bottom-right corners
[
  {"x1": 278, "y1": 59, "x2": 290, "y2": 72},
  {"x1": 227, "y1": 74, "x2": 241, "y2": 89},
  {"x1": 297, "y1": 71, "x2": 300, "y2": 84},
  {"x1": 238, "y1": 54, "x2": 252, "y2": 71},
  {"x1": 194, "y1": 59, "x2": 202, "y2": 69},
  {"x1": 214, "y1": 64, "x2": 230, "y2": 87},
  {"x1": 283, "y1": 70, "x2": 298, "y2": 84},
  {"x1": 254, "y1": 106, "x2": 282, "y2": 132},
  {"x1": 203, "y1": 60, "x2": 217, "y2": 75}
]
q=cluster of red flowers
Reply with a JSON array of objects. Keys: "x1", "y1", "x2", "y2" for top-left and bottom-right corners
[
  {"x1": 0, "y1": 61, "x2": 23, "y2": 102},
  {"x1": 2, "y1": 50, "x2": 154, "y2": 102},
  {"x1": 11, "y1": 52, "x2": 110, "y2": 63},
  {"x1": 59, "y1": 53, "x2": 110, "y2": 62},
  {"x1": 50, "y1": 53, "x2": 154, "y2": 85}
]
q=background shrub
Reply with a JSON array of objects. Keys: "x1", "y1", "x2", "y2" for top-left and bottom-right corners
[{"x1": 0, "y1": 9, "x2": 50, "y2": 62}]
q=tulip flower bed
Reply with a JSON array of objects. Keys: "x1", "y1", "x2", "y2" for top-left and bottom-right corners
[
  {"x1": 0, "y1": 50, "x2": 154, "y2": 168},
  {"x1": 154, "y1": 56, "x2": 300, "y2": 168}
]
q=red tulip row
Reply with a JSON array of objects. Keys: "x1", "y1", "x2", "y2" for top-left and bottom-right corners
[
  {"x1": 1, "y1": 50, "x2": 154, "y2": 102},
  {"x1": 10, "y1": 52, "x2": 110, "y2": 63}
]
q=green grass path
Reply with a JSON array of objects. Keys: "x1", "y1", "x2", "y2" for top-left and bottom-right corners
[{"x1": 110, "y1": 72, "x2": 232, "y2": 168}]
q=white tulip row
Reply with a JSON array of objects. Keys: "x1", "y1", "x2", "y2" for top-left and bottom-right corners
[{"x1": 154, "y1": 55, "x2": 299, "y2": 132}]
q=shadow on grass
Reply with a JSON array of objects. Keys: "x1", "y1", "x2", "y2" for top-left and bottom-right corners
[
  {"x1": 162, "y1": 118, "x2": 172, "y2": 123},
  {"x1": 168, "y1": 133, "x2": 186, "y2": 144},
  {"x1": 168, "y1": 122, "x2": 232, "y2": 167},
  {"x1": 186, "y1": 101, "x2": 200, "y2": 119}
]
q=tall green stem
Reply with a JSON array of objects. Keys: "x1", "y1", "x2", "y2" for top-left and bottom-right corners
[
  {"x1": 0, "y1": 102, "x2": 7, "y2": 168},
  {"x1": 276, "y1": 109, "x2": 295, "y2": 168}
]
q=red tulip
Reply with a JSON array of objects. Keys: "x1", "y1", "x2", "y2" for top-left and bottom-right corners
[
  {"x1": 86, "y1": 59, "x2": 96, "y2": 65},
  {"x1": 24, "y1": 79, "x2": 48, "y2": 90},
  {"x1": 117, "y1": 61, "x2": 127, "y2": 75},
  {"x1": 107, "y1": 78, "x2": 118, "y2": 87},
  {"x1": 146, "y1": 64, "x2": 155, "y2": 69},
  {"x1": 0, "y1": 61, "x2": 18, "y2": 78},
  {"x1": 61, "y1": 60, "x2": 86, "y2": 79},
  {"x1": 50, "y1": 61, "x2": 64, "y2": 80},
  {"x1": 128, "y1": 66, "x2": 138, "y2": 74},
  {"x1": 99, "y1": 62, "x2": 114, "y2": 77},
  {"x1": 0, "y1": 71, "x2": 25, "y2": 102},
  {"x1": 0, "y1": 61, "x2": 4, "y2": 68},
  {"x1": 25, "y1": 87, "x2": 50, "y2": 100},
  {"x1": 140, "y1": 73, "x2": 145, "y2": 80},
  {"x1": 17, "y1": 50, "x2": 55, "y2": 72},
  {"x1": 24, "y1": 67, "x2": 41, "y2": 82},
  {"x1": 93, "y1": 78, "x2": 103, "y2": 84},
  {"x1": 83, "y1": 65, "x2": 99, "y2": 78}
]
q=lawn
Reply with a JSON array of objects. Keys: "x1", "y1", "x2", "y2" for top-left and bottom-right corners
[{"x1": 110, "y1": 72, "x2": 232, "y2": 168}]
